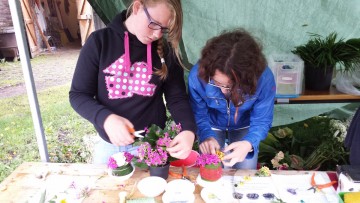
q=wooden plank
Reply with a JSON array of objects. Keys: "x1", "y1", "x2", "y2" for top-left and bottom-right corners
[
  {"x1": 277, "y1": 86, "x2": 360, "y2": 104},
  {"x1": 20, "y1": 0, "x2": 40, "y2": 57},
  {"x1": 28, "y1": 5, "x2": 52, "y2": 52},
  {"x1": 76, "y1": 0, "x2": 95, "y2": 45},
  {"x1": 0, "y1": 162, "x2": 335, "y2": 203}
]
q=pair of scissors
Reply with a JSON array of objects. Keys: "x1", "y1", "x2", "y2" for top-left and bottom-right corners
[
  {"x1": 168, "y1": 165, "x2": 191, "y2": 181},
  {"x1": 307, "y1": 173, "x2": 337, "y2": 193},
  {"x1": 127, "y1": 127, "x2": 145, "y2": 138}
]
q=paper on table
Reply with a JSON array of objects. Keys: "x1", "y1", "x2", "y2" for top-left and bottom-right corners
[
  {"x1": 271, "y1": 173, "x2": 338, "y2": 203},
  {"x1": 44, "y1": 175, "x2": 97, "y2": 203},
  {"x1": 200, "y1": 176, "x2": 279, "y2": 202}
]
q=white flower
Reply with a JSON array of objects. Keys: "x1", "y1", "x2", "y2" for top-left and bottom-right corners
[
  {"x1": 329, "y1": 119, "x2": 347, "y2": 143},
  {"x1": 276, "y1": 151, "x2": 285, "y2": 161},
  {"x1": 112, "y1": 152, "x2": 127, "y2": 166}
]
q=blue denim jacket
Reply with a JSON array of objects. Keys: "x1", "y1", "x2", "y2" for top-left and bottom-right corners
[{"x1": 188, "y1": 63, "x2": 276, "y2": 153}]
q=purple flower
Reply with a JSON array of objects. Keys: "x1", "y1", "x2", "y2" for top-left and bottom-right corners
[
  {"x1": 195, "y1": 154, "x2": 221, "y2": 167},
  {"x1": 107, "y1": 157, "x2": 118, "y2": 169},
  {"x1": 124, "y1": 152, "x2": 134, "y2": 162},
  {"x1": 156, "y1": 134, "x2": 172, "y2": 147},
  {"x1": 136, "y1": 123, "x2": 184, "y2": 167}
]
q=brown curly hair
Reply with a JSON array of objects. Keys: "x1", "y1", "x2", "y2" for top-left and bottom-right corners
[{"x1": 198, "y1": 29, "x2": 267, "y2": 120}]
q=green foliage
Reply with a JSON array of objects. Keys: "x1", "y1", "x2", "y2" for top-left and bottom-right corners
[
  {"x1": 292, "y1": 32, "x2": 360, "y2": 73},
  {"x1": 111, "y1": 164, "x2": 133, "y2": 176},
  {"x1": 0, "y1": 85, "x2": 95, "y2": 183},
  {"x1": 259, "y1": 116, "x2": 349, "y2": 171}
]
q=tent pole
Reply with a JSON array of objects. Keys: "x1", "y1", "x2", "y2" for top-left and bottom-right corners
[{"x1": 8, "y1": 0, "x2": 49, "y2": 162}]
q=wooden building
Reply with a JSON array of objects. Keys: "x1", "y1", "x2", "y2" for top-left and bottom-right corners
[{"x1": 0, "y1": 0, "x2": 96, "y2": 60}]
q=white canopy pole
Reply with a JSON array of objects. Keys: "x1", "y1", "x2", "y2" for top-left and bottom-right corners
[{"x1": 8, "y1": 0, "x2": 49, "y2": 162}]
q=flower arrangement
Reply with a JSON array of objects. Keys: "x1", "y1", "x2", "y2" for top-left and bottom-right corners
[
  {"x1": 136, "y1": 122, "x2": 182, "y2": 167},
  {"x1": 108, "y1": 152, "x2": 134, "y2": 176},
  {"x1": 259, "y1": 116, "x2": 350, "y2": 171},
  {"x1": 195, "y1": 153, "x2": 223, "y2": 168},
  {"x1": 196, "y1": 151, "x2": 224, "y2": 181}
]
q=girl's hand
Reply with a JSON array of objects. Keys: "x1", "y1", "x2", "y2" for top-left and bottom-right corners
[
  {"x1": 199, "y1": 137, "x2": 220, "y2": 155},
  {"x1": 167, "y1": 130, "x2": 195, "y2": 159},
  {"x1": 222, "y1": 141, "x2": 252, "y2": 167},
  {"x1": 103, "y1": 114, "x2": 135, "y2": 146}
]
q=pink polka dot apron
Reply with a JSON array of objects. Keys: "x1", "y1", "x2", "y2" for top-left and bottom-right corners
[{"x1": 103, "y1": 31, "x2": 156, "y2": 99}]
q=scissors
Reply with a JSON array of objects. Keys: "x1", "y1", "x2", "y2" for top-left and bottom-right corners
[
  {"x1": 307, "y1": 173, "x2": 337, "y2": 193},
  {"x1": 168, "y1": 165, "x2": 191, "y2": 181},
  {"x1": 127, "y1": 127, "x2": 145, "y2": 138}
]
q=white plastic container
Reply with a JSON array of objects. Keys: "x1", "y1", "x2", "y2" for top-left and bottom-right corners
[{"x1": 269, "y1": 54, "x2": 304, "y2": 98}]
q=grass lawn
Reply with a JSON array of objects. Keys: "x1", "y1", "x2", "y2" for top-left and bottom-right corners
[{"x1": 0, "y1": 84, "x2": 96, "y2": 183}]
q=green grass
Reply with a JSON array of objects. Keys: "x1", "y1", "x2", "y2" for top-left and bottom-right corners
[
  {"x1": 0, "y1": 84, "x2": 96, "y2": 183},
  {"x1": 0, "y1": 61, "x2": 23, "y2": 87}
]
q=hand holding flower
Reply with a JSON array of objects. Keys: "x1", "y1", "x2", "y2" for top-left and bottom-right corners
[
  {"x1": 222, "y1": 140, "x2": 252, "y2": 167},
  {"x1": 136, "y1": 122, "x2": 184, "y2": 167},
  {"x1": 167, "y1": 130, "x2": 195, "y2": 159},
  {"x1": 199, "y1": 137, "x2": 221, "y2": 155}
]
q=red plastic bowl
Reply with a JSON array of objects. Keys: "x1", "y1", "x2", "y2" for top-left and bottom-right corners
[{"x1": 170, "y1": 150, "x2": 199, "y2": 167}]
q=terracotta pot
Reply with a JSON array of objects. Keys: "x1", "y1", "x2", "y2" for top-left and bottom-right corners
[
  {"x1": 149, "y1": 162, "x2": 170, "y2": 180},
  {"x1": 199, "y1": 162, "x2": 222, "y2": 181}
]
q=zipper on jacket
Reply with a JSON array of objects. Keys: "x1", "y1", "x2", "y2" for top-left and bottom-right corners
[
  {"x1": 226, "y1": 99, "x2": 230, "y2": 127},
  {"x1": 208, "y1": 96, "x2": 231, "y2": 128}
]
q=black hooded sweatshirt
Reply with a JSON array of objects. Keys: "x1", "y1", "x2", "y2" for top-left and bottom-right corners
[{"x1": 69, "y1": 10, "x2": 196, "y2": 143}]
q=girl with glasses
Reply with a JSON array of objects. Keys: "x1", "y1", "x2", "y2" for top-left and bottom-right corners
[
  {"x1": 70, "y1": 0, "x2": 196, "y2": 164},
  {"x1": 188, "y1": 29, "x2": 276, "y2": 169}
]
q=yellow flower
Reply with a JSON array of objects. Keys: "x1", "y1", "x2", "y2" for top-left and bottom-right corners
[
  {"x1": 215, "y1": 150, "x2": 225, "y2": 160},
  {"x1": 244, "y1": 176, "x2": 252, "y2": 181},
  {"x1": 255, "y1": 166, "x2": 271, "y2": 177}
]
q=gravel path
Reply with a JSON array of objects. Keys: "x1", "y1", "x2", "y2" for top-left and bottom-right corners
[{"x1": 0, "y1": 41, "x2": 81, "y2": 99}]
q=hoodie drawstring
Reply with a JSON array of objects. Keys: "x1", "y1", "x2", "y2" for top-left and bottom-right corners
[{"x1": 124, "y1": 31, "x2": 152, "y2": 71}]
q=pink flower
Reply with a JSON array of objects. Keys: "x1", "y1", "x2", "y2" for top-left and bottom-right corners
[
  {"x1": 196, "y1": 153, "x2": 221, "y2": 167},
  {"x1": 136, "y1": 123, "x2": 183, "y2": 167},
  {"x1": 107, "y1": 152, "x2": 133, "y2": 169},
  {"x1": 107, "y1": 157, "x2": 118, "y2": 169}
]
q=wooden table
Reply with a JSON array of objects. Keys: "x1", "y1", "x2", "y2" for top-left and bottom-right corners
[
  {"x1": 276, "y1": 86, "x2": 360, "y2": 104},
  {"x1": 0, "y1": 162, "x2": 335, "y2": 203}
]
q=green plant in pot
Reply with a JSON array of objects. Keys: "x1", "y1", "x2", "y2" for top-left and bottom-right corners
[{"x1": 292, "y1": 32, "x2": 360, "y2": 91}]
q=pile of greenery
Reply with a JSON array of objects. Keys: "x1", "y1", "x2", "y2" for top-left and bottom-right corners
[{"x1": 259, "y1": 116, "x2": 349, "y2": 171}]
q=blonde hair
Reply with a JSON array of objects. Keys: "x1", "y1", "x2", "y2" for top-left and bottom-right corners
[{"x1": 127, "y1": 0, "x2": 183, "y2": 80}]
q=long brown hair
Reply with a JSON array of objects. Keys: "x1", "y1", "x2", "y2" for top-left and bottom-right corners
[
  {"x1": 198, "y1": 28, "x2": 267, "y2": 120},
  {"x1": 127, "y1": 0, "x2": 183, "y2": 80}
]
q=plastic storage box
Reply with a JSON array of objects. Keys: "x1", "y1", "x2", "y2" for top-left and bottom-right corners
[{"x1": 268, "y1": 54, "x2": 304, "y2": 98}]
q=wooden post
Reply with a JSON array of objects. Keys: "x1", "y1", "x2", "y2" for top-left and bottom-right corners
[{"x1": 28, "y1": 3, "x2": 52, "y2": 52}]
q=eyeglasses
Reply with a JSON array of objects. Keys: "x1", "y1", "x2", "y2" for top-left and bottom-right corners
[
  {"x1": 208, "y1": 77, "x2": 232, "y2": 92},
  {"x1": 143, "y1": 4, "x2": 169, "y2": 33}
]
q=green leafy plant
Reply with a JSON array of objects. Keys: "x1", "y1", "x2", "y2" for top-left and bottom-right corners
[
  {"x1": 292, "y1": 32, "x2": 360, "y2": 73},
  {"x1": 259, "y1": 116, "x2": 349, "y2": 171}
]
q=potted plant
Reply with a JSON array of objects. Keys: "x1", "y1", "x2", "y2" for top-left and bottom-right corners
[
  {"x1": 195, "y1": 151, "x2": 224, "y2": 182},
  {"x1": 292, "y1": 32, "x2": 360, "y2": 90},
  {"x1": 136, "y1": 123, "x2": 182, "y2": 179},
  {"x1": 107, "y1": 152, "x2": 135, "y2": 181}
]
